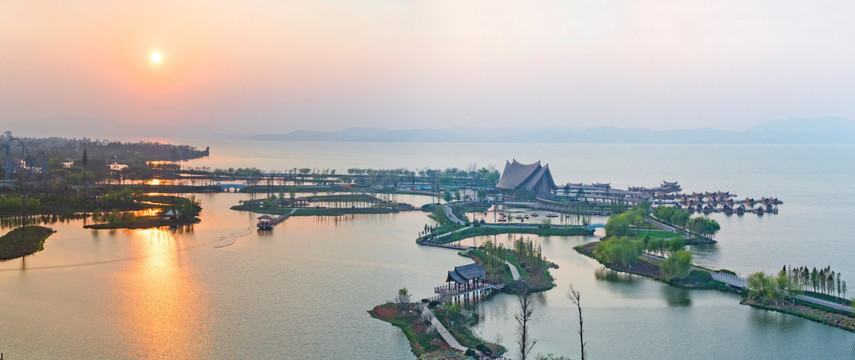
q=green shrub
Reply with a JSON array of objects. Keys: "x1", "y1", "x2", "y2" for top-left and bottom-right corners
[{"x1": 686, "y1": 270, "x2": 712, "y2": 283}]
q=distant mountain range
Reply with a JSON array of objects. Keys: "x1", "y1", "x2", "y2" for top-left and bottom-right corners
[{"x1": 248, "y1": 117, "x2": 855, "y2": 144}]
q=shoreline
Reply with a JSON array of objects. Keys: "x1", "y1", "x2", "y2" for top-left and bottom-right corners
[
  {"x1": 574, "y1": 241, "x2": 855, "y2": 333},
  {"x1": 0, "y1": 226, "x2": 56, "y2": 260}
]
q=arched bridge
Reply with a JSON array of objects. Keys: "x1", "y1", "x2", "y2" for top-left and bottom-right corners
[
  {"x1": 217, "y1": 183, "x2": 246, "y2": 192},
  {"x1": 585, "y1": 223, "x2": 605, "y2": 231}
]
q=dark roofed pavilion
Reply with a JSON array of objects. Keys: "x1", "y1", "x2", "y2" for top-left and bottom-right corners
[
  {"x1": 446, "y1": 263, "x2": 487, "y2": 285},
  {"x1": 496, "y1": 159, "x2": 558, "y2": 198}
]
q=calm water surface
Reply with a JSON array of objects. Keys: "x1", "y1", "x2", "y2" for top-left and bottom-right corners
[{"x1": 1, "y1": 142, "x2": 855, "y2": 359}]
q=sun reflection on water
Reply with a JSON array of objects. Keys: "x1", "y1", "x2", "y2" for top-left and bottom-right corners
[{"x1": 118, "y1": 227, "x2": 212, "y2": 359}]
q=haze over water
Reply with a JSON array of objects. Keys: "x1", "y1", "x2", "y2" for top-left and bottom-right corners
[{"x1": 2, "y1": 141, "x2": 854, "y2": 359}]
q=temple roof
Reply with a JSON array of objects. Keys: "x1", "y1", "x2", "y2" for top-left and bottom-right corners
[
  {"x1": 446, "y1": 263, "x2": 486, "y2": 284},
  {"x1": 495, "y1": 159, "x2": 558, "y2": 195}
]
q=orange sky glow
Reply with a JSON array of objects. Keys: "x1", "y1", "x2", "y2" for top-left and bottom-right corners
[{"x1": 2, "y1": 1, "x2": 855, "y2": 138}]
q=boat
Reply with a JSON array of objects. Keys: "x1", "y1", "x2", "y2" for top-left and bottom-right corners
[
  {"x1": 736, "y1": 205, "x2": 745, "y2": 215},
  {"x1": 545, "y1": 213, "x2": 559, "y2": 218},
  {"x1": 530, "y1": 213, "x2": 539, "y2": 217}
]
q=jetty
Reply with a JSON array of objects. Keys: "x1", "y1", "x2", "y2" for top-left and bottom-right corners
[
  {"x1": 256, "y1": 209, "x2": 297, "y2": 230},
  {"x1": 428, "y1": 263, "x2": 504, "y2": 303}
]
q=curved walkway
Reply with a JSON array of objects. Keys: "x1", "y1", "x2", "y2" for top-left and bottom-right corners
[
  {"x1": 425, "y1": 308, "x2": 468, "y2": 352},
  {"x1": 505, "y1": 261, "x2": 520, "y2": 281},
  {"x1": 643, "y1": 253, "x2": 854, "y2": 313},
  {"x1": 444, "y1": 205, "x2": 467, "y2": 225}
]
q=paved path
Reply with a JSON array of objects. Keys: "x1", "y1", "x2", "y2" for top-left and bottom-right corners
[
  {"x1": 444, "y1": 205, "x2": 467, "y2": 225},
  {"x1": 425, "y1": 308, "x2": 468, "y2": 352},
  {"x1": 644, "y1": 255, "x2": 855, "y2": 313},
  {"x1": 793, "y1": 294, "x2": 854, "y2": 312},
  {"x1": 709, "y1": 272, "x2": 853, "y2": 311},
  {"x1": 505, "y1": 261, "x2": 521, "y2": 281},
  {"x1": 432, "y1": 225, "x2": 472, "y2": 241}
]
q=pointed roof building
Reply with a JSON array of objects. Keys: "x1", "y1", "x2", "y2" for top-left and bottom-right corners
[
  {"x1": 446, "y1": 263, "x2": 487, "y2": 284},
  {"x1": 496, "y1": 159, "x2": 558, "y2": 198}
]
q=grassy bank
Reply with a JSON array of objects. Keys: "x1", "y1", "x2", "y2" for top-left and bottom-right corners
[
  {"x1": 422, "y1": 225, "x2": 591, "y2": 244},
  {"x1": 574, "y1": 242, "x2": 728, "y2": 291},
  {"x1": 369, "y1": 302, "x2": 501, "y2": 359},
  {"x1": 0, "y1": 226, "x2": 55, "y2": 260},
  {"x1": 83, "y1": 216, "x2": 199, "y2": 229},
  {"x1": 464, "y1": 247, "x2": 556, "y2": 292},
  {"x1": 742, "y1": 297, "x2": 855, "y2": 333}
]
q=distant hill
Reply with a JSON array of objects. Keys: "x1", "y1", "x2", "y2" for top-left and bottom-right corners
[{"x1": 248, "y1": 118, "x2": 855, "y2": 144}]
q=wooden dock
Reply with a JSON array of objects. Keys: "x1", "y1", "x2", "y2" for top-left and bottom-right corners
[{"x1": 256, "y1": 209, "x2": 297, "y2": 230}]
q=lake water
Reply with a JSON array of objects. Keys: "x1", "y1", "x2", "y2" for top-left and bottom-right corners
[{"x1": 2, "y1": 141, "x2": 855, "y2": 359}]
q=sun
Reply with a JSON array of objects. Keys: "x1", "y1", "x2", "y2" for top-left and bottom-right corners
[{"x1": 150, "y1": 52, "x2": 163, "y2": 64}]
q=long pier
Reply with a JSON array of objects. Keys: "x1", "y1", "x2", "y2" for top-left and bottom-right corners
[{"x1": 257, "y1": 209, "x2": 297, "y2": 230}]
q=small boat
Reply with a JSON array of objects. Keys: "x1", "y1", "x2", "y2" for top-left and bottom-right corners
[
  {"x1": 515, "y1": 215, "x2": 524, "y2": 220},
  {"x1": 546, "y1": 213, "x2": 559, "y2": 218},
  {"x1": 755, "y1": 206, "x2": 764, "y2": 215},
  {"x1": 736, "y1": 205, "x2": 745, "y2": 215},
  {"x1": 530, "y1": 213, "x2": 539, "y2": 217}
]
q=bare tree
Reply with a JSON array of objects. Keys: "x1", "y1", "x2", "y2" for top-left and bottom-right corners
[
  {"x1": 567, "y1": 284, "x2": 585, "y2": 360},
  {"x1": 493, "y1": 332, "x2": 503, "y2": 357},
  {"x1": 395, "y1": 288, "x2": 411, "y2": 314},
  {"x1": 515, "y1": 288, "x2": 536, "y2": 360}
]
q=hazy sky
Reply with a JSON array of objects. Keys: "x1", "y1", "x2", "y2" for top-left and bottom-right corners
[{"x1": 2, "y1": 1, "x2": 855, "y2": 138}]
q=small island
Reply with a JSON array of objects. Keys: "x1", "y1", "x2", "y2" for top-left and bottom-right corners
[
  {"x1": 0, "y1": 225, "x2": 55, "y2": 260},
  {"x1": 231, "y1": 193, "x2": 415, "y2": 216}
]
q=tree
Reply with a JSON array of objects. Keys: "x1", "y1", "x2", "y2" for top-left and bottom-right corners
[
  {"x1": 747, "y1": 272, "x2": 777, "y2": 302},
  {"x1": 515, "y1": 288, "x2": 536, "y2": 360},
  {"x1": 704, "y1": 219, "x2": 721, "y2": 238},
  {"x1": 395, "y1": 288, "x2": 411, "y2": 314},
  {"x1": 687, "y1": 217, "x2": 707, "y2": 238},
  {"x1": 442, "y1": 191, "x2": 453, "y2": 203},
  {"x1": 659, "y1": 250, "x2": 692, "y2": 281},
  {"x1": 604, "y1": 216, "x2": 630, "y2": 237},
  {"x1": 670, "y1": 210, "x2": 690, "y2": 228},
  {"x1": 91, "y1": 209, "x2": 102, "y2": 222},
  {"x1": 567, "y1": 284, "x2": 585, "y2": 360},
  {"x1": 492, "y1": 332, "x2": 504, "y2": 357}
]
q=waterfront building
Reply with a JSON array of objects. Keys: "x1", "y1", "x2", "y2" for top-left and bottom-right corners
[{"x1": 495, "y1": 159, "x2": 558, "y2": 198}]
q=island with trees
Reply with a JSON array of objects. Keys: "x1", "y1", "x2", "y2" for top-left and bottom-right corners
[
  {"x1": 578, "y1": 201, "x2": 855, "y2": 333},
  {"x1": 230, "y1": 192, "x2": 414, "y2": 216},
  {"x1": 0, "y1": 225, "x2": 55, "y2": 260}
]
